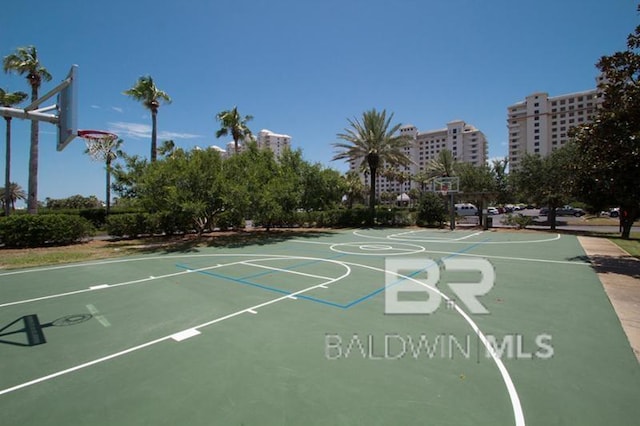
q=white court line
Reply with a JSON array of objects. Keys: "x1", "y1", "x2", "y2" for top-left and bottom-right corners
[
  {"x1": 292, "y1": 239, "x2": 589, "y2": 266},
  {"x1": 86, "y1": 304, "x2": 111, "y2": 328},
  {"x1": 0, "y1": 255, "x2": 347, "y2": 309},
  {"x1": 171, "y1": 329, "x2": 200, "y2": 341},
  {"x1": 352, "y1": 229, "x2": 561, "y2": 244},
  {"x1": 0, "y1": 261, "x2": 350, "y2": 397},
  {"x1": 239, "y1": 260, "x2": 334, "y2": 281},
  {"x1": 0, "y1": 252, "x2": 526, "y2": 424}
]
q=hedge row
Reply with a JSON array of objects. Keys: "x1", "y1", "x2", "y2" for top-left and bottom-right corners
[
  {"x1": 38, "y1": 208, "x2": 142, "y2": 229},
  {"x1": 105, "y1": 208, "x2": 415, "y2": 237},
  {"x1": 0, "y1": 214, "x2": 95, "y2": 248}
]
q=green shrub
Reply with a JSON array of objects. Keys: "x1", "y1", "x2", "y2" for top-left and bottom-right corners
[
  {"x1": 0, "y1": 214, "x2": 94, "y2": 247},
  {"x1": 106, "y1": 213, "x2": 151, "y2": 238},
  {"x1": 416, "y1": 193, "x2": 447, "y2": 227},
  {"x1": 501, "y1": 213, "x2": 534, "y2": 229}
]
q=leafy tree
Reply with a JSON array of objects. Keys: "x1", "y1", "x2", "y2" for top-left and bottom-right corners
[
  {"x1": 416, "y1": 192, "x2": 447, "y2": 227},
  {"x1": 342, "y1": 170, "x2": 366, "y2": 208},
  {"x1": 135, "y1": 147, "x2": 225, "y2": 234},
  {"x1": 221, "y1": 142, "x2": 278, "y2": 227},
  {"x1": 0, "y1": 88, "x2": 28, "y2": 216},
  {"x1": 0, "y1": 182, "x2": 26, "y2": 212},
  {"x1": 490, "y1": 157, "x2": 512, "y2": 205},
  {"x1": 84, "y1": 137, "x2": 123, "y2": 216},
  {"x1": 426, "y1": 149, "x2": 457, "y2": 179},
  {"x1": 456, "y1": 162, "x2": 496, "y2": 225},
  {"x1": 511, "y1": 146, "x2": 576, "y2": 230},
  {"x1": 123, "y1": 76, "x2": 171, "y2": 162},
  {"x1": 570, "y1": 6, "x2": 640, "y2": 238},
  {"x1": 45, "y1": 195, "x2": 102, "y2": 209},
  {"x1": 332, "y1": 108, "x2": 411, "y2": 224},
  {"x1": 215, "y1": 106, "x2": 253, "y2": 154},
  {"x1": 3, "y1": 46, "x2": 52, "y2": 214},
  {"x1": 111, "y1": 151, "x2": 148, "y2": 202}
]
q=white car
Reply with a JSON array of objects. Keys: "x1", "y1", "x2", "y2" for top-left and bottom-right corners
[
  {"x1": 487, "y1": 207, "x2": 499, "y2": 215},
  {"x1": 455, "y1": 203, "x2": 478, "y2": 216}
]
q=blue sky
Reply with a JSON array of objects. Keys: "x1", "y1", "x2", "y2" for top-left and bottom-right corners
[{"x1": 1, "y1": 0, "x2": 637, "y2": 204}]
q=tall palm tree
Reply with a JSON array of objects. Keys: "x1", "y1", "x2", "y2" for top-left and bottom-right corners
[
  {"x1": 3, "y1": 46, "x2": 52, "y2": 214},
  {"x1": 343, "y1": 170, "x2": 365, "y2": 209},
  {"x1": 0, "y1": 88, "x2": 28, "y2": 216},
  {"x1": 84, "y1": 137, "x2": 123, "y2": 216},
  {"x1": 0, "y1": 182, "x2": 26, "y2": 212},
  {"x1": 123, "y1": 76, "x2": 171, "y2": 162},
  {"x1": 332, "y1": 109, "x2": 412, "y2": 224},
  {"x1": 215, "y1": 106, "x2": 253, "y2": 154},
  {"x1": 426, "y1": 149, "x2": 457, "y2": 178}
]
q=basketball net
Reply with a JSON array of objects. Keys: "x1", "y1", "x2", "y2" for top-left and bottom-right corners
[
  {"x1": 440, "y1": 184, "x2": 449, "y2": 196},
  {"x1": 78, "y1": 130, "x2": 119, "y2": 162}
]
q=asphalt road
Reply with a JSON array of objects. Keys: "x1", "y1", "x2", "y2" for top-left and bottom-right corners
[{"x1": 488, "y1": 209, "x2": 640, "y2": 234}]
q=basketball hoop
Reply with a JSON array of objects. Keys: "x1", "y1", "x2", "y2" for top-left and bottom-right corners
[
  {"x1": 78, "y1": 130, "x2": 119, "y2": 161},
  {"x1": 440, "y1": 184, "x2": 449, "y2": 197}
]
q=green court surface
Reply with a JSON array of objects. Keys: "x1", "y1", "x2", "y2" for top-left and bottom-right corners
[{"x1": 1, "y1": 229, "x2": 639, "y2": 425}]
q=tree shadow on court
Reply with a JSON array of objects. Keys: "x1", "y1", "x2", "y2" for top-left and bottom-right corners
[
  {"x1": 567, "y1": 254, "x2": 640, "y2": 279},
  {"x1": 126, "y1": 229, "x2": 337, "y2": 254}
]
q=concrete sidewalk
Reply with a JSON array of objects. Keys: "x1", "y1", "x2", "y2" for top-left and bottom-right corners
[{"x1": 579, "y1": 236, "x2": 640, "y2": 362}]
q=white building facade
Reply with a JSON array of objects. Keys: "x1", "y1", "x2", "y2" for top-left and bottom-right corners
[
  {"x1": 220, "y1": 129, "x2": 291, "y2": 158},
  {"x1": 349, "y1": 120, "x2": 488, "y2": 197},
  {"x1": 507, "y1": 76, "x2": 604, "y2": 170}
]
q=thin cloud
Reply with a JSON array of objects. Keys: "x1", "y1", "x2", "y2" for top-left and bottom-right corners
[
  {"x1": 107, "y1": 121, "x2": 201, "y2": 140},
  {"x1": 91, "y1": 105, "x2": 101, "y2": 109},
  {"x1": 111, "y1": 106, "x2": 124, "y2": 113}
]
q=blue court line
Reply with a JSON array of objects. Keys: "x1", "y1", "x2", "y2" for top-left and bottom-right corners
[
  {"x1": 238, "y1": 254, "x2": 345, "y2": 281},
  {"x1": 342, "y1": 238, "x2": 490, "y2": 309},
  {"x1": 176, "y1": 238, "x2": 489, "y2": 310}
]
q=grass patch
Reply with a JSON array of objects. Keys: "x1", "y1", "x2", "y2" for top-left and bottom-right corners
[
  {"x1": 0, "y1": 229, "x2": 335, "y2": 270},
  {"x1": 609, "y1": 233, "x2": 640, "y2": 258}
]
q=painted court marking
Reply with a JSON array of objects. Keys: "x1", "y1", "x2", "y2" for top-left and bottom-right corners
[
  {"x1": 0, "y1": 231, "x2": 565, "y2": 425},
  {"x1": 86, "y1": 304, "x2": 111, "y2": 328},
  {"x1": 0, "y1": 259, "x2": 348, "y2": 397}
]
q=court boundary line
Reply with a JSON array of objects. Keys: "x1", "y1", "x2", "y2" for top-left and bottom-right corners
[
  {"x1": 0, "y1": 261, "x2": 350, "y2": 397},
  {"x1": 0, "y1": 250, "x2": 526, "y2": 425}
]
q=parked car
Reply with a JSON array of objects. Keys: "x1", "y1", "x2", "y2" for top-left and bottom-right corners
[
  {"x1": 487, "y1": 207, "x2": 499, "y2": 215},
  {"x1": 539, "y1": 206, "x2": 585, "y2": 217},
  {"x1": 556, "y1": 206, "x2": 585, "y2": 217},
  {"x1": 455, "y1": 203, "x2": 478, "y2": 216},
  {"x1": 608, "y1": 208, "x2": 620, "y2": 218}
]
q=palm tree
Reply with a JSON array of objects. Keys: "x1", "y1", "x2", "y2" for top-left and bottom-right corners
[
  {"x1": 0, "y1": 88, "x2": 28, "y2": 216},
  {"x1": 0, "y1": 182, "x2": 26, "y2": 212},
  {"x1": 332, "y1": 109, "x2": 412, "y2": 224},
  {"x1": 84, "y1": 138, "x2": 123, "y2": 216},
  {"x1": 343, "y1": 170, "x2": 365, "y2": 209},
  {"x1": 215, "y1": 106, "x2": 253, "y2": 154},
  {"x1": 426, "y1": 149, "x2": 457, "y2": 178},
  {"x1": 123, "y1": 76, "x2": 171, "y2": 162},
  {"x1": 3, "y1": 46, "x2": 52, "y2": 214}
]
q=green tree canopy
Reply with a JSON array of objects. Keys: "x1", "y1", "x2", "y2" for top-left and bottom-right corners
[
  {"x1": 1, "y1": 88, "x2": 28, "y2": 216},
  {"x1": 332, "y1": 108, "x2": 412, "y2": 224},
  {"x1": 215, "y1": 106, "x2": 253, "y2": 154},
  {"x1": 3, "y1": 45, "x2": 52, "y2": 214},
  {"x1": 123, "y1": 75, "x2": 171, "y2": 162},
  {"x1": 511, "y1": 146, "x2": 576, "y2": 230},
  {"x1": 570, "y1": 6, "x2": 640, "y2": 238}
]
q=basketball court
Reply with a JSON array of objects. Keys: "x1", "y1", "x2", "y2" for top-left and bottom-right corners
[{"x1": 1, "y1": 229, "x2": 639, "y2": 425}]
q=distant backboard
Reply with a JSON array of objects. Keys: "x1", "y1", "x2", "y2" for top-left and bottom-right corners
[
  {"x1": 57, "y1": 65, "x2": 78, "y2": 151},
  {"x1": 433, "y1": 176, "x2": 460, "y2": 194}
]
